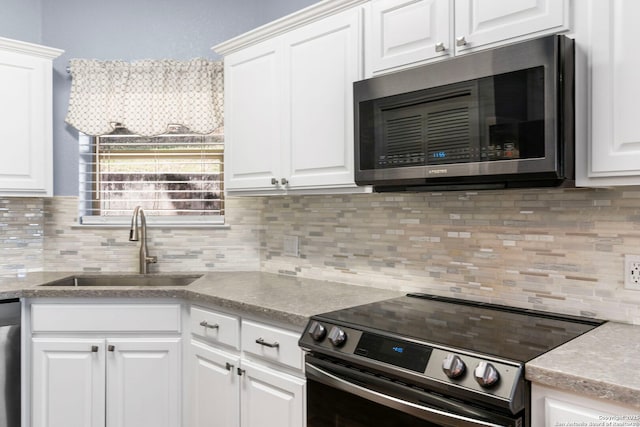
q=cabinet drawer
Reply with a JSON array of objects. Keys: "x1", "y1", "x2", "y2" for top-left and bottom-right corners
[
  {"x1": 241, "y1": 320, "x2": 303, "y2": 370},
  {"x1": 190, "y1": 306, "x2": 240, "y2": 349},
  {"x1": 31, "y1": 303, "x2": 182, "y2": 333}
]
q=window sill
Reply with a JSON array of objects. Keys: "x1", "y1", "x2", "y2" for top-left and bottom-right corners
[
  {"x1": 77, "y1": 215, "x2": 228, "y2": 229},
  {"x1": 72, "y1": 223, "x2": 231, "y2": 230}
]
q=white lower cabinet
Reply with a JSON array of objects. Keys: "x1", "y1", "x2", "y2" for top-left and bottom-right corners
[
  {"x1": 240, "y1": 359, "x2": 305, "y2": 427},
  {"x1": 188, "y1": 306, "x2": 305, "y2": 427},
  {"x1": 190, "y1": 341, "x2": 240, "y2": 427},
  {"x1": 531, "y1": 384, "x2": 640, "y2": 427},
  {"x1": 31, "y1": 338, "x2": 105, "y2": 427},
  {"x1": 106, "y1": 339, "x2": 181, "y2": 427},
  {"x1": 29, "y1": 302, "x2": 183, "y2": 427}
]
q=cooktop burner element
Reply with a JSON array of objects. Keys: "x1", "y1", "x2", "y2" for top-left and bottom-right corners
[{"x1": 299, "y1": 293, "x2": 604, "y2": 418}]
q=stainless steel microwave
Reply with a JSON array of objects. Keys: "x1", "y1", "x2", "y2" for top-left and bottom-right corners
[{"x1": 354, "y1": 35, "x2": 574, "y2": 191}]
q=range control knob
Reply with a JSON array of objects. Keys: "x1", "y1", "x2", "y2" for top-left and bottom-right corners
[
  {"x1": 474, "y1": 362, "x2": 500, "y2": 388},
  {"x1": 328, "y1": 326, "x2": 347, "y2": 347},
  {"x1": 442, "y1": 354, "x2": 466, "y2": 379},
  {"x1": 307, "y1": 321, "x2": 327, "y2": 342}
]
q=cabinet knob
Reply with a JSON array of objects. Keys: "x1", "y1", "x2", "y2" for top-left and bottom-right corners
[
  {"x1": 237, "y1": 367, "x2": 245, "y2": 376},
  {"x1": 280, "y1": 178, "x2": 289, "y2": 186},
  {"x1": 91, "y1": 345, "x2": 99, "y2": 353},
  {"x1": 271, "y1": 178, "x2": 278, "y2": 185},
  {"x1": 225, "y1": 362, "x2": 234, "y2": 371},
  {"x1": 456, "y1": 36, "x2": 467, "y2": 47},
  {"x1": 108, "y1": 345, "x2": 115, "y2": 352},
  {"x1": 435, "y1": 42, "x2": 446, "y2": 52}
]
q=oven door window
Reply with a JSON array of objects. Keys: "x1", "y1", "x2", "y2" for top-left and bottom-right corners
[
  {"x1": 309, "y1": 380, "x2": 439, "y2": 427},
  {"x1": 306, "y1": 361, "x2": 522, "y2": 427}
]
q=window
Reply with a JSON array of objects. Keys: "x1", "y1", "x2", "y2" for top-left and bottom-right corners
[{"x1": 79, "y1": 125, "x2": 224, "y2": 225}]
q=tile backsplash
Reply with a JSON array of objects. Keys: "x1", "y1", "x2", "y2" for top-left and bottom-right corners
[
  {"x1": 42, "y1": 196, "x2": 262, "y2": 272},
  {"x1": 0, "y1": 198, "x2": 44, "y2": 276},
  {"x1": 260, "y1": 188, "x2": 640, "y2": 324},
  {"x1": 2, "y1": 186, "x2": 640, "y2": 324}
]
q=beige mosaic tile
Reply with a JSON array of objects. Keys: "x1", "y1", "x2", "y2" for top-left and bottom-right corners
[
  {"x1": 0, "y1": 198, "x2": 44, "y2": 275},
  {"x1": 4, "y1": 185, "x2": 640, "y2": 324},
  {"x1": 260, "y1": 188, "x2": 640, "y2": 324}
]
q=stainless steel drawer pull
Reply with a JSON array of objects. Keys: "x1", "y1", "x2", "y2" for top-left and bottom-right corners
[
  {"x1": 91, "y1": 345, "x2": 99, "y2": 353},
  {"x1": 107, "y1": 345, "x2": 115, "y2": 352},
  {"x1": 255, "y1": 338, "x2": 279, "y2": 348},
  {"x1": 200, "y1": 320, "x2": 219, "y2": 330}
]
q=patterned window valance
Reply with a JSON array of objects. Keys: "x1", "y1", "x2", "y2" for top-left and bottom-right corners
[{"x1": 65, "y1": 58, "x2": 223, "y2": 137}]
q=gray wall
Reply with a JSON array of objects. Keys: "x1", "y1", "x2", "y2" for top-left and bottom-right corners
[
  {"x1": 0, "y1": 0, "x2": 42, "y2": 43},
  {"x1": 7, "y1": 0, "x2": 317, "y2": 195}
]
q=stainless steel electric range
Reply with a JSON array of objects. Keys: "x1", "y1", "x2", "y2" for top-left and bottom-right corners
[{"x1": 299, "y1": 293, "x2": 604, "y2": 427}]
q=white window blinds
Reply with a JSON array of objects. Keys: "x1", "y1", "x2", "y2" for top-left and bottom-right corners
[{"x1": 79, "y1": 126, "x2": 224, "y2": 225}]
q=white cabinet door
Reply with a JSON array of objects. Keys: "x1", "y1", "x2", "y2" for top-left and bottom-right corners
[
  {"x1": 240, "y1": 359, "x2": 305, "y2": 427},
  {"x1": 224, "y1": 38, "x2": 285, "y2": 193},
  {"x1": 222, "y1": 5, "x2": 365, "y2": 195},
  {"x1": 190, "y1": 340, "x2": 240, "y2": 427},
  {"x1": 544, "y1": 398, "x2": 614, "y2": 425},
  {"x1": 283, "y1": 7, "x2": 363, "y2": 190},
  {"x1": 531, "y1": 384, "x2": 640, "y2": 427},
  {"x1": 106, "y1": 338, "x2": 181, "y2": 427},
  {"x1": 31, "y1": 338, "x2": 106, "y2": 427},
  {"x1": 0, "y1": 39, "x2": 62, "y2": 197},
  {"x1": 454, "y1": 0, "x2": 569, "y2": 54},
  {"x1": 575, "y1": 0, "x2": 640, "y2": 185},
  {"x1": 367, "y1": 0, "x2": 452, "y2": 75}
]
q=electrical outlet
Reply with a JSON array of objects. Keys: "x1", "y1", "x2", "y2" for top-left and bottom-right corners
[
  {"x1": 283, "y1": 235, "x2": 299, "y2": 257},
  {"x1": 624, "y1": 254, "x2": 640, "y2": 290}
]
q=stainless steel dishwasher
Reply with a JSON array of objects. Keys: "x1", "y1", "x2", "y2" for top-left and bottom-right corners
[{"x1": 0, "y1": 300, "x2": 20, "y2": 427}]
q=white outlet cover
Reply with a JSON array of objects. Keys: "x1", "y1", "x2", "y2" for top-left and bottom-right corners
[
  {"x1": 283, "y1": 235, "x2": 299, "y2": 257},
  {"x1": 624, "y1": 254, "x2": 640, "y2": 290}
]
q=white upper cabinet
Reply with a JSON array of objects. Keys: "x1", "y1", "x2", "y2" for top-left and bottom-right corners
[
  {"x1": 454, "y1": 0, "x2": 569, "y2": 54},
  {"x1": 574, "y1": 0, "x2": 640, "y2": 186},
  {"x1": 366, "y1": 0, "x2": 569, "y2": 76},
  {"x1": 216, "y1": 1, "x2": 367, "y2": 195},
  {"x1": 366, "y1": 0, "x2": 452, "y2": 75},
  {"x1": 0, "y1": 37, "x2": 62, "y2": 197},
  {"x1": 224, "y1": 39, "x2": 283, "y2": 192},
  {"x1": 284, "y1": 9, "x2": 362, "y2": 190}
]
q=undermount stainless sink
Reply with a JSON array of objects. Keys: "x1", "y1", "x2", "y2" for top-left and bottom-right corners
[{"x1": 39, "y1": 274, "x2": 203, "y2": 287}]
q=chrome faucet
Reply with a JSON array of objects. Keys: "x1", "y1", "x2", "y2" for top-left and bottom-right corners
[{"x1": 129, "y1": 206, "x2": 157, "y2": 274}]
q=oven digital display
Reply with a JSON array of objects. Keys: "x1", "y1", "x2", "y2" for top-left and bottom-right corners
[{"x1": 354, "y1": 333, "x2": 432, "y2": 373}]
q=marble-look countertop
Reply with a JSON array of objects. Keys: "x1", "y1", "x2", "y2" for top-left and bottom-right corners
[
  {"x1": 0, "y1": 271, "x2": 404, "y2": 329},
  {"x1": 526, "y1": 322, "x2": 640, "y2": 409}
]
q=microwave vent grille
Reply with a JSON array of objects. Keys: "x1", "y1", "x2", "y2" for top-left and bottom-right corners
[
  {"x1": 426, "y1": 107, "x2": 471, "y2": 164},
  {"x1": 384, "y1": 115, "x2": 423, "y2": 156}
]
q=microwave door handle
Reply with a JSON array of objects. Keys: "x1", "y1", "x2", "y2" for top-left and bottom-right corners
[{"x1": 305, "y1": 363, "x2": 506, "y2": 427}]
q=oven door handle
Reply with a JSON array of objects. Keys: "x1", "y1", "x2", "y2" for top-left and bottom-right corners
[{"x1": 306, "y1": 362, "x2": 508, "y2": 427}]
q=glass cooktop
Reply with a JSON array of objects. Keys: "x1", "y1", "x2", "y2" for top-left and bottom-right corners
[{"x1": 314, "y1": 293, "x2": 604, "y2": 363}]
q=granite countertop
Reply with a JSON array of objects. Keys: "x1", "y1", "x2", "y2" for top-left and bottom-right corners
[
  {"x1": 3, "y1": 271, "x2": 640, "y2": 407},
  {"x1": 0, "y1": 271, "x2": 404, "y2": 329},
  {"x1": 526, "y1": 322, "x2": 640, "y2": 410}
]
